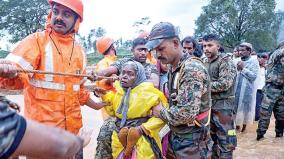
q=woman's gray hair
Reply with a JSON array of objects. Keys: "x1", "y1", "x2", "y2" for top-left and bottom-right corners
[{"x1": 121, "y1": 61, "x2": 146, "y2": 88}]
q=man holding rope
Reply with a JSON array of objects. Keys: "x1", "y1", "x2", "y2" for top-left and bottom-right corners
[{"x1": 0, "y1": 0, "x2": 106, "y2": 158}]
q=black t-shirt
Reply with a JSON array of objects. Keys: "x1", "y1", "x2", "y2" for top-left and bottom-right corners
[{"x1": 0, "y1": 96, "x2": 26, "y2": 159}]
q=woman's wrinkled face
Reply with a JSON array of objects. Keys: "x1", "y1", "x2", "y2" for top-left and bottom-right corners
[{"x1": 120, "y1": 64, "x2": 136, "y2": 88}]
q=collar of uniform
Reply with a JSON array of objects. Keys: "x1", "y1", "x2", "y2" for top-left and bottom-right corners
[
  {"x1": 171, "y1": 52, "x2": 189, "y2": 72},
  {"x1": 210, "y1": 52, "x2": 221, "y2": 63},
  {"x1": 105, "y1": 54, "x2": 117, "y2": 61},
  {"x1": 50, "y1": 30, "x2": 75, "y2": 43}
]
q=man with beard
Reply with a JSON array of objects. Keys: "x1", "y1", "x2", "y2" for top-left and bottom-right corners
[
  {"x1": 0, "y1": 0, "x2": 105, "y2": 158},
  {"x1": 235, "y1": 42, "x2": 259, "y2": 133},
  {"x1": 203, "y1": 34, "x2": 237, "y2": 159},
  {"x1": 149, "y1": 22, "x2": 212, "y2": 159}
]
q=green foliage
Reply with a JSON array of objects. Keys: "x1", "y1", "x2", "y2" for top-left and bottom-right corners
[
  {"x1": 77, "y1": 27, "x2": 106, "y2": 54},
  {"x1": 0, "y1": 0, "x2": 49, "y2": 43},
  {"x1": 133, "y1": 17, "x2": 151, "y2": 33},
  {"x1": 195, "y1": 0, "x2": 283, "y2": 51},
  {"x1": 87, "y1": 48, "x2": 132, "y2": 65},
  {"x1": 95, "y1": 27, "x2": 106, "y2": 38},
  {"x1": 0, "y1": 49, "x2": 9, "y2": 58}
]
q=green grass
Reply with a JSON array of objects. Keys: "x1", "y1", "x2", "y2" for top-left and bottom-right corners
[{"x1": 87, "y1": 48, "x2": 133, "y2": 65}]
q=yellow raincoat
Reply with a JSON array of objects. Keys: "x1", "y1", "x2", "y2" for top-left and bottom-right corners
[{"x1": 102, "y1": 81, "x2": 168, "y2": 159}]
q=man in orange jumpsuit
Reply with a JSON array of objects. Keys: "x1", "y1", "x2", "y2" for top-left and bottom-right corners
[
  {"x1": 95, "y1": 37, "x2": 117, "y2": 120},
  {"x1": 0, "y1": 0, "x2": 105, "y2": 158}
]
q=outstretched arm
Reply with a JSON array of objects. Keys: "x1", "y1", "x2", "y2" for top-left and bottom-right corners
[{"x1": 85, "y1": 97, "x2": 107, "y2": 110}]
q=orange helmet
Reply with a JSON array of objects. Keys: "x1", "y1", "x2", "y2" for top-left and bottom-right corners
[
  {"x1": 96, "y1": 37, "x2": 114, "y2": 54},
  {"x1": 138, "y1": 31, "x2": 149, "y2": 39},
  {"x1": 48, "y1": 0, "x2": 84, "y2": 22}
]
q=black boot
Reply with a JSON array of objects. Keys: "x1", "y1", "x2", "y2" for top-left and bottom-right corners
[
  {"x1": 241, "y1": 124, "x2": 247, "y2": 132},
  {"x1": 256, "y1": 134, "x2": 264, "y2": 141}
]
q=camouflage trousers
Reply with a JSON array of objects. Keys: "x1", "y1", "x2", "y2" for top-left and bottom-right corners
[
  {"x1": 257, "y1": 84, "x2": 284, "y2": 136},
  {"x1": 166, "y1": 127, "x2": 213, "y2": 159},
  {"x1": 95, "y1": 117, "x2": 116, "y2": 159},
  {"x1": 210, "y1": 109, "x2": 237, "y2": 159}
]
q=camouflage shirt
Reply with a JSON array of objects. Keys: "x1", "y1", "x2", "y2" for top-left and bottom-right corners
[
  {"x1": 204, "y1": 53, "x2": 237, "y2": 104},
  {"x1": 160, "y1": 53, "x2": 211, "y2": 127},
  {"x1": 111, "y1": 57, "x2": 158, "y2": 80},
  {"x1": 0, "y1": 96, "x2": 26, "y2": 159},
  {"x1": 266, "y1": 48, "x2": 284, "y2": 86}
]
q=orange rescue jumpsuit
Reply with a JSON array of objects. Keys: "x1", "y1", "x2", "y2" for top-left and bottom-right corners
[{"x1": 0, "y1": 14, "x2": 89, "y2": 134}]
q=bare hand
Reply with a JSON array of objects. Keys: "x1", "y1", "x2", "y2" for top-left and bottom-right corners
[
  {"x1": 87, "y1": 70, "x2": 96, "y2": 81},
  {"x1": 93, "y1": 87, "x2": 107, "y2": 97},
  {"x1": 237, "y1": 61, "x2": 244, "y2": 71},
  {"x1": 106, "y1": 74, "x2": 119, "y2": 83},
  {"x1": 78, "y1": 128, "x2": 93, "y2": 147},
  {"x1": 0, "y1": 60, "x2": 17, "y2": 78},
  {"x1": 152, "y1": 102, "x2": 164, "y2": 118},
  {"x1": 8, "y1": 101, "x2": 21, "y2": 113},
  {"x1": 96, "y1": 101, "x2": 110, "y2": 108}
]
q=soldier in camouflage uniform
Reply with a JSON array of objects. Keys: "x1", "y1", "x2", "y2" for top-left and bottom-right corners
[
  {"x1": 0, "y1": 96, "x2": 23, "y2": 159},
  {"x1": 149, "y1": 22, "x2": 213, "y2": 159},
  {"x1": 0, "y1": 96, "x2": 88, "y2": 159},
  {"x1": 94, "y1": 37, "x2": 159, "y2": 159},
  {"x1": 256, "y1": 42, "x2": 284, "y2": 140},
  {"x1": 203, "y1": 34, "x2": 237, "y2": 159}
]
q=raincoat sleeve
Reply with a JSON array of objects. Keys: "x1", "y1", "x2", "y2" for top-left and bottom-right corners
[
  {"x1": 0, "y1": 34, "x2": 41, "y2": 89},
  {"x1": 241, "y1": 60, "x2": 259, "y2": 82},
  {"x1": 142, "y1": 89, "x2": 169, "y2": 138},
  {"x1": 79, "y1": 79, "x2": 90, "y2": 105},
  {"x1": 78, "y1": 49, "x2": 90, "y2": 105},
  {"x1": 101, "y1": 91, "x2": 115, "y2": 117}
]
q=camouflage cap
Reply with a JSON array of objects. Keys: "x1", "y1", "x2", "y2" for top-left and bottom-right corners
[{"x1": 146, "y1": 22, "x2": 178, "y2": 50}]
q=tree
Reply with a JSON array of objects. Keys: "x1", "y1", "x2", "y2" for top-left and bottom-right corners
[
  {"x1": 0, "y1": 0, "x2": 49, "y2": 43},
  {"x1": 133, "y1": 17, "x2": 151, "y2": 33},
  {"x1": 87, "y1": 29, "x2": 96, "y2": 52},
  {"x1": 122, "y1": 40, "x2": 133, "y2": 50},
  {"x1": 95, "y1": 27, "x2": 106, "y2": 38},
  {"x1": 195, "y1": 0, "x2": 283, "y2": 51},
  {"x1": 77, "y1": 34, "x2": 87, "y2": 50}
]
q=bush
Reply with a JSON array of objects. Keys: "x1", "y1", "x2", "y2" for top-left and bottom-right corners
[
  {"x1": 0, "y1": 50, "x2": 9, "y2": 58},
  {"x1": 87, "y1": 48, "x2": 133, "y2": 65}
]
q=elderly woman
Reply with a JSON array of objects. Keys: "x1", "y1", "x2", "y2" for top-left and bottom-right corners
[{"x1": 99, "y1": 61, "x2": 168, "y2": 159}]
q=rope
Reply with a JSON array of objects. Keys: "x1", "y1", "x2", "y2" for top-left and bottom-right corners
[{"x1": 16, "y1": 69, "x2": 117, "y2": 81}]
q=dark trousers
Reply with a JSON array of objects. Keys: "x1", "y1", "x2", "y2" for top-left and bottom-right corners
[
  {"x1": 255, "y1": 90, "x2": 264, "y2": 121},
  {"x1": 75, "y1": 148, "x2": 83, "y2": 159},
  {"x1": 257, "y1": 84, "x2": 284, "y2": 136}
]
